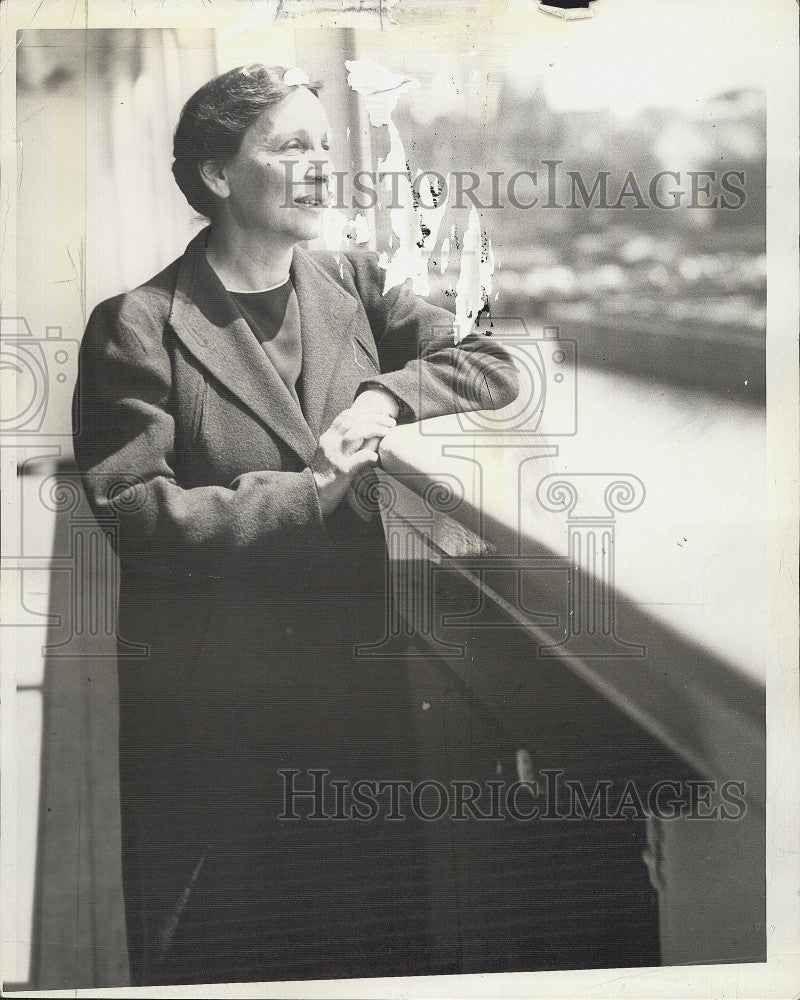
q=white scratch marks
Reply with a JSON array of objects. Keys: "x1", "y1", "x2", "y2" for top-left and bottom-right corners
[
  {"x1": 345, "y1": 57, "x2": 419, "y2": 127},
  {"x1": 454, "y1": 204, "x2": 494, "y2": 343},
  {"x1": 0, "y1": 0, "x2": 48, "y2": 77},
  {"x1": 346, "y1": 57, "x2": 495, "y2": 343}
]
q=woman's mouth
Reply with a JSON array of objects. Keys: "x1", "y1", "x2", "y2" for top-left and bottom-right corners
[{"x1": 293, "y1": 192, "x2": 329, "y2": 209}]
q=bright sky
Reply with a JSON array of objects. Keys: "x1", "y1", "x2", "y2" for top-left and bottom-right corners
[
  {"x1": 392, "y1": 0, "x2": 774, "y2": 120},
  {"x1": 523, "y1": 0, "x2": 774, "y2": 116}
]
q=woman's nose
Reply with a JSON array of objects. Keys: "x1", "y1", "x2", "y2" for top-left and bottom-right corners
[{"x1": 302, "y1": 149, "x2": 331, "y2": 181}]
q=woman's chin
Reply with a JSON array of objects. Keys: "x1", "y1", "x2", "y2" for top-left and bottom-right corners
[{"x1": 289, "y1": 207, "x2": 325, "y2": 242}]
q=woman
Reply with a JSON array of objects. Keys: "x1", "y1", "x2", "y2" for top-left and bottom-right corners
[{"x1": 73, "y1": 64, "x2": 518, "y2": 986}]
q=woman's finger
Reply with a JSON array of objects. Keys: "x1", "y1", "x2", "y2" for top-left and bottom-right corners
[
  {"x1": 337, "y1": 409, "x2": 396, "y2": 431},
  {"x1": 344, "y1": 447, "x2": 380, "y2": 473},
  {"x1": 354, "y1": 411, "x2": 397, "y2": 427},
  {"x1": 341, "y1": 421, "x2": 395, "y2": 445}
]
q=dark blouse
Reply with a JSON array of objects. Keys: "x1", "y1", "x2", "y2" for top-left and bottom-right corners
[{"x1": 230, "y1": 280, "x2": 303, "y2": 407}]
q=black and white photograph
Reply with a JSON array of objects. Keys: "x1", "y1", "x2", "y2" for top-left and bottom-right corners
[{"x1": 1, "y1": 0, "x2": 798, "y2": 996}]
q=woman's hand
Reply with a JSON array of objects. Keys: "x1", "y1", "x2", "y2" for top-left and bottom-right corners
[
  {"x1": 311, "y1": 403, "x2": 397, "y2": 515},
  {"x1": 348, "y1": 386, "x2": 401, "y2": 450}
]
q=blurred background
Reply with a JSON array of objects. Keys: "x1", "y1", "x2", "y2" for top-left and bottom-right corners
[
  {"x1": 8, "y1": 12, "x2": 768, "y2": 989},
  {"x1": 14, "y1": 17, "x2": 766, "y2": 436},
  {"x1": 395, "y1": 78, "x2": 765, "y2": 392}
]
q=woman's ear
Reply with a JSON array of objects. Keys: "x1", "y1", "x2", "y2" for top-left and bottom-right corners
[{"x1": 198, "y1": 159, "x2": 230, "y2": 200}]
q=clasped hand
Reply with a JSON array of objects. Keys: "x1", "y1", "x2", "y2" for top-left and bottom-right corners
[{"x1": 311, "y1": 389, "x2": 399, "y2": 515}]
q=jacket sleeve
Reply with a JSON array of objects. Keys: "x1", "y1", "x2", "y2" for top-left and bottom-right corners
[
  {"x1": 72, "y1": 296, "x2": 330, "y2": 582},
  {"x1": 344, "y1": 251, "x2": 520, "y2": 422}
]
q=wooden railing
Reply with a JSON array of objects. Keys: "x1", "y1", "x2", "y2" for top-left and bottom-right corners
[{"x1": 375, "y1": 380, "x2": 766, "y2": 967}]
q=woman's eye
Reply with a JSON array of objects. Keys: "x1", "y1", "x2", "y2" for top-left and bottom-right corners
[{"x1": 282, "y1": 140, "x2": 304, "y2": 151}]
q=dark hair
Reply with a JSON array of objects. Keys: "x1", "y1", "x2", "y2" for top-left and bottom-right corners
[{"x1": 171, "y1": 64, "x2": 321, "y2": 218}]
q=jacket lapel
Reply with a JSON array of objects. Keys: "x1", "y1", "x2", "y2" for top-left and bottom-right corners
[
  {"x1": 291, "y1": 246, "x2": 360, "y2": 438},
  {"x1": 168, "y1": 228, "x2": 319, "y2": 465}
]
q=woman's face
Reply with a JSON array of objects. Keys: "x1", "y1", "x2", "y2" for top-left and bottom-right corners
[{"x1": 215, "y1": 86, "x2": 332, "y2": 244}]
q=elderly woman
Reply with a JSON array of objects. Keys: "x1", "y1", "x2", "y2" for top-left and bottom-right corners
[{"x1": 73, "y1": 65, "x2": 518, "y2": 986}]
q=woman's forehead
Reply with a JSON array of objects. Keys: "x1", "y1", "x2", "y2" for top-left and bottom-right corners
[{"x1": 251, "y1": 88, "x2": 330, "y2": 140}]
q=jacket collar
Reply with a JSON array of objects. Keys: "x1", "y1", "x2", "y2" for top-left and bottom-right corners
[{"x1": 168, "y1": 227, "x2": 359, "y2": 464}]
